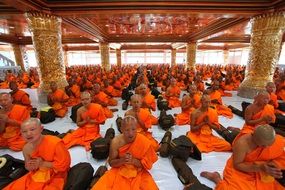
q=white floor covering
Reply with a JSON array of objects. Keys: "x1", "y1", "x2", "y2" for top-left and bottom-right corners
[{"x1": 0, "y1": 89, "x2": 254, "y2": 190}]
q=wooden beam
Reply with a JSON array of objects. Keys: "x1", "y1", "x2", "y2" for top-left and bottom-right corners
[
  {"x1": 1, "y1": 0, "x2": 49, "y2": 13},
  {"x1": 0, "y1": 34, "x2": 97, "y2": 45},
  {"x1": 187, "y1": 18, "x2": 249, "y2": 41},
  {"x1": 121, "y1": 44, "x2": 172, "y2": 50},
  {"x1": 202, "y1": 35, "x2": 251, "y2": 43}
]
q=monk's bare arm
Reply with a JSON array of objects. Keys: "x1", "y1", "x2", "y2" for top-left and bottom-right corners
[
  {"x1": 232, "y1": 138, "x2": 262, "y2": 173},
  {"x1": 244, "y1": 106, "x2": 265, "y2": 126},
  {"x1": 76, "y1": 108, "x2": 87, "y2": 127},
  {"x1": 108, "y1": 137, "x2": 125, "y2": 167},
  {"x1": 0, "y1": 113, "x2": 21, "y2": 128},
  {"x1": 190, "y1": 111, "x2": 206, "y2": 132},
  {"x1": 181, "y1": 96, "x2": 191, "y2": 110}
]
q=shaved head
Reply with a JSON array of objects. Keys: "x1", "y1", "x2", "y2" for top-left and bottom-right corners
[{"x1": 253, "y1": 124, "x2": 275, "y2": 146}]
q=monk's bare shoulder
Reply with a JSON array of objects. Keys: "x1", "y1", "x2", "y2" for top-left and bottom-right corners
[
  {"x1": 233, "y1": 134, "x2": 251, "y2": 153},
  {"x1": 22, "y1": 143, "x2": 34, "y2": 157},
  {"x1": 111, "y1": 135, "x2": 125, "y2": 150}
]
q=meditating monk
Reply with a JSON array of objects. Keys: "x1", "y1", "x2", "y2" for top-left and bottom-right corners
[
  {"x1": 92, "y1": 83, "x2": 117, "y2": 118},
  {"x1": 125, "y1": 94, "x2": 159, "y2": 151},
  {"x1": 136, "y1": 84, "x2": 158, "y2": 125},
  {"x1": 91, "y1": 116, "x2": 158, "y2": 190},
  {"x1": 65, "y1": 79, "x2": 81, "y2": 106},
  {"x1": 0, "y1": 92, "x2": 30, "y2": 151},
  {"x1": 47, "y1": 81, "x2": 69, "y2": 118},
  {"x1": 102, "y1": 79, "x2": 121, "y2": 97},
  {"x1": 208, "y1": 80, "x2": 233, "y2": 118},
  {"x1": 175, "y1": 84, "x2": 201, "y2": 125},
  {"x1": 187, "y1": 94, "x2": 231, "y2": 153},
  {"x1": 63, "y1": 91, "x2": 106, "y2": 150},
  {"x1": 231, "y1": 92, "x2": 276, "y2": 139},
  {"x1": 9, "y1": 81, "x2": 32, "y2": 110},
  {"x1": 164, "y1": 78, "x2": 181, "y2": 108},
  {"x1": 266, "y1": 82, "x2": 284, "y2": 115},
  {"x1": 4, "y1": 118, "x2": 71, "y2": 190},
  {"x1": 200, "y1": 124, "x2": 285, "y2": 190}
]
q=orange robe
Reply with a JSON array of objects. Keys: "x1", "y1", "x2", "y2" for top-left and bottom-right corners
[
  {"x1": 63, "y1": 103, "x2": 106, "y2": 151},
  {"x1": 10, "y1": 90, "x2": 32, "y2": 110},
  {"x1": 239, "y1": 104, "x2": 276, "y2": 136},
  {"x1": 209, "y1": 90, "x2": 233, "y2": 119},
  {"x1": 49, "y1": 89, "x2": 69, "y2": 118},
  {"x1": 216, "y1": 135, "x2": 285, "y2": 190},
  {"x1": 187, "y1": 108, "x2": 231, "y2": 153},
  {"x1": 0, "y1": 105, "x2": 30, "y2": 151},
  {"x1": 105, "y1": 85, "x2": 121, "y2": 97},
  {"x1": 93, "y1": 91, "x2": 116, "y2": 118},
  {"x1": 128, "y1": 108, "x2": 159, "y2": 151},
  {"x1": 175, "y1": 93, "x2": 201, "y2": 125},
  {"x1": 142, "y1": 93, "x2": 157, "y2": 125},
  {"x1": 165, "y1": 86, "x2": 181, "y2": 108},
  {"x1": 66, "y1": 84, "x2": 81, "y2": 106},
  {"x1": 91, "y1": 133, "x2": 158, "y2": 190},
  {"x1": 4, "y1": 135, "x2": 71, "y2": 190}
]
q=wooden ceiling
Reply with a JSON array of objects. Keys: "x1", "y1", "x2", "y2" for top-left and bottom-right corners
[{"x1": 0, "y1": 0, "x2": 284, "y2": 50}]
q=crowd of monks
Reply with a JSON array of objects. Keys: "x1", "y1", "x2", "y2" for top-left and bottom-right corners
[{"x1": 0, "y1": 63, "x2": 284, "y2": 190}]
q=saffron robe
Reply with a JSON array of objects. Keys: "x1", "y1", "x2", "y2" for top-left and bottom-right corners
[
  {"x1": 216, "y1": 135, "x2": 285, "y2": 190},
  {"x1": 165, "y1": 86, "x2": 181, "y2": 108},
  {"x1": 4, "y1": 135, "x2": 71, "y2": 190},
  {"x1": 187, "y1": 108, "x2": 232, "y2": 153},
  {"x1": 91, "y1": 133, "x2": 158, "y2": 190},
  {"x1": 0, "y1": 105, "x2": 30, "y2": 151},
  {"x1": 49, "y1": 89, "x2": 69, "y2": 118},
  {"x1": 63, "y1": 103, "x2": 106, "y2": 150}
]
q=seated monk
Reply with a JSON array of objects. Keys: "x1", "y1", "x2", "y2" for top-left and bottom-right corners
[
  {"x1": 92, "y1": 83, "x2": 117, "y2": 118},
  {"x1": 200, "y1": 124, "x2": 285, "y2": 190},
  {"x1": 47, "y1": 81, "x2": 69, "y2": 118},
  {"x1": 91, "y1": 116, "x2": 158, "y2": 190},
  {"x1": 65, "y1": 79, "x2": 81, "y2": 106},
  {"x1": 9, "y1": 81, "x2": 32, "y2": 111},
  {"x1": 229, "y1": 92, "x2": 276, "y2": 140},
  {"x1": 137, "y1": 84, "x2": 158, "y2": 125},
  {"x1": 266, "y1": 82, "x2": 285, "y2": 115},
  {"x1": 4, "y1": 118, "x2": 71, "y2": 190},
  {"x1": 0, "y1": 92, "x2": 30, "y2": 151},
  {"x1": 187, "y1": 95, "x2": 231, "y2": 153},
  {"x1": 175, "y1": 84, "x2": 201, "y2": 125},
  {"x1": 125, "y1": 94, "x2": 159, "y2": 151},
  {"x1": 102, "y1": 79, "x2": 121, "y2": 97},
  {"x1": 63, "y1": 91, "x2": 106, "y2": 150},
  {"x1": 164, "y1": 78, "x2": 181, "y2": 108},
  {"x1": 208, "y1": 80, "x2": 233, "y2": 118}
]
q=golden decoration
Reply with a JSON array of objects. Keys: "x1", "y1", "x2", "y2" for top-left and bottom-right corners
[
  {"x1": 25, "y1": 11, "x2": 67, "y2": 92},
  {"x1": 171, "y1": 49, "x2": 176, "y2": 67},
  {"x1": 238, "y1": 12, "x2": 285, "y2": 98},
  {"x1": 186, "y1": 42, "x2": 197, "y2": 70},
  {"x1": 99, "y1": 42, "x2": 110, "y2": 71},
  {"x1": 116, "y1": 49, "x2": 122, "y2": 67}
]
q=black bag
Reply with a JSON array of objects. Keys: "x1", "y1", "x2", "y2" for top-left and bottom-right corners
[
  {"x1": 122, "y1": 100, "x2": 128, "y2": 110},
  {"x1": 88, "y1": 165, "x2": 108, "y2": 189},
  {"x1": 116, "y1": 116, "x2": 123, "y2": 133},
  {"x1": 42, "y1": 129, "x2": 60, "y2": 136},
  {"x1": 64, "y1": 162, "x2": 94, "y2": 190},
  {"x1": 30, "y1": 107, "x2": 39, "y2": 118},
  {"x1": 121, "y1": 88, "x2": 133, "y2": 101},
  {"x1": 91, "y1": 138, "x2": 110, "y2": 160},
  {"x1": 214, "y1": 125, "x2": 239, "y2": 144},
  {"x1": 159, "y1": 131, "x2": 172, "y2": 157},
  {"x1": 170, "y1": 135, "x2": 201, "y2": 161},
  {"x1": 157, "y1": 96, "x2": 170, "y2": 111},
  {"x1": 158, "y1": 110, "x2": 175, "y2": 131},
  {"x1": 171, "y1": 158, "x2": 212, "y2": 190},
  {"x1": 104, "y1": 127, "x2": 115, "y2": 141},
  {"x1": 70, "y1": 103, "x2": 83, "y2": 123},
  {"x1": 91, "y1": 127, "x2": 115, "y2": 160},
  {"x1": 151, "y1": 88, "x2": 161, "y2": 99},
  {"x1": 40, "y1": 108, "x2": 56, "y2": 124},
  {"x1": 0, "y1": 154, "x2": 28, "y2": 189},
  {"x1": 228, "y1": 105, "x2": 243, "y2": 118}
]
